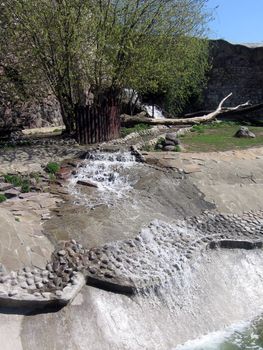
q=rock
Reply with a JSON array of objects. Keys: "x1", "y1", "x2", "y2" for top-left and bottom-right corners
[
  {"x1": 163, "y1": 145, "x2": 176, "y2": 152},
  {"x1": 36, "y1": 282, "x2": 44, "y2": 289},
  {"x1": 27, "y1": 278, "x2": 35, "y2": 286},
  {"x1": 57, "y1": 167, "x2": 73, "y2": 180},
  {"x1": 77, "y1": 180, "x2": 98, "y2": 188},
  {"x1": 58, "y1": 250, "x2": 67, "y2": 257},
  {"x1": 0, "y1": 183, "x2": 13, "y2": 192},
  {"x1": 165, "y1": 132, "x2": 178, "y2": 143},
  {"x1": 4, "y1": 188, "x2": 20, "y2": 199},
  {"x1": 234, "y1": 126, "x2": 256, "y2": 138},
  {"x1": 163, "y1": 140, "x2": 177, "y2": 147},
  {"x1": 20, "y1": 282, "x2": 28, "y2": 289}
]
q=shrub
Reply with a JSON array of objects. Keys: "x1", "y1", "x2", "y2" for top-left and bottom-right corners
[{"x1": 45, "y1": 162, "x2": 60, "y2": 174}]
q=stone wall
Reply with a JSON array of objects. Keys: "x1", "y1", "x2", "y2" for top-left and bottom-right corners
[{"x1": 203, "y1": 40, "x2": 263, "y2": 109}]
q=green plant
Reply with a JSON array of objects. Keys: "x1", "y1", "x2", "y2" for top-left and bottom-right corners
[
  {"x1": 174, "y1": 145, "x2": 181, "y2": 152},
  {"x1": 0, "y1": 194, "x2": 7, "y2": 202},
  {"x1": 30, "y1": 172, "x2": 40, "y2": 183},
  {"x1": 45, "y1": 162, "x2": 60, "y2": 174},
  {"x1": 154, "y1": 137, "x2": 165, "y2": 150},
  {"x1": 4, "y1": 174, "x2": 31, "y2": 192},
  {"x1": 21, "y1": 182, "x2": 30, "y2": 193},
  {"x1": 15, "y1": 217, "x2": 20, "y2": 222},
  {"x1": 48, "y1": 173, "x2": 56, "y2": 182},
  {"x1": 4, "y1": 174, "x2": 23, "y2": 187}
]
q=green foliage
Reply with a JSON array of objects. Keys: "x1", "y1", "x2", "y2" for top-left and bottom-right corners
[
  {"x1": 155, "y1": 137, "x2": 165, "y2": 150},
  {"x1": 21, "y1": 182, "x2": 30, "y2": 193},
  {"x1": 30, "y1": 172, "x2": 40, "y2": 183},
  {"x1": 4, "y1": 174, "x2": 23, "y2": 187},
  {"x1": 174, "y1": 145, "x2": 181, "y2": 152},
  {"x1": 0, "y1": 0, "x2": 211, "y2": 132},
  {"x1": 15, "y1": 217, "x2": 20, "y2": 222},
  {"x1": 0, "y1": 194, "x2": 7, "y2": 203},
  {"x1": 121, "y1": 123, "x2": 150, "y2": 137},
  {"x1": 4, "y1": 174, "x2": 31, "y2": 192},
  {"x1": 45, "y1": 162, "x2": 60, "y2": 174},
  {"x1": 48, "y1": 173, "x2": 56, "y2": 182}
]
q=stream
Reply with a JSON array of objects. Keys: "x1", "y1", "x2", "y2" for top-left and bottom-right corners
[{"x1": 40, "y1": 150, "x2": 263, "y2": 350}]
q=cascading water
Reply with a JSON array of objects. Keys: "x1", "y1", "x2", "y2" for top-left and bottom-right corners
[
  {"x1": 143, "y1": 104, "x2": 166, "y2": 119},
  {"x1": 174, "y1": 316, "x2": 263, "y2": 350},
  {"x1": 68, "y1": 151, "x2": 139, "y2": 207}
]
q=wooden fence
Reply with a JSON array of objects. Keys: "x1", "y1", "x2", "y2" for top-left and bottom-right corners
[{"x1": 75, "y1": 96, "x2": 120, "y2": 145}]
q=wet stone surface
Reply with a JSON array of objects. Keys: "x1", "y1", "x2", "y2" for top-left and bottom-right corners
[{"x1": 0, "y1": 210, "x2": 262, "y2": 306}]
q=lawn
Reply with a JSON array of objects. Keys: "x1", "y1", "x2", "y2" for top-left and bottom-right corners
[{"x1": 180, "y1": 122, "x2": 263, "y2": 152}]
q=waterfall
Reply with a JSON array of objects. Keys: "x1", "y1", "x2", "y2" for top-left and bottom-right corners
[
  {"x1": 143, "y1": 104, "x2": 166, "y2": 119},
  {"x1": 68, "y1": 151, "x2": 139, "y2": 207}
]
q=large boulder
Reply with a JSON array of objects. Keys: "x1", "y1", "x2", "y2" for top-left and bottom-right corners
[{"x1": 234, "y1": 126, "x2": 256, "y2": 138}]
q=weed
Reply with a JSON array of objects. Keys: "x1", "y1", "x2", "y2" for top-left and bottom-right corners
[
  {"x1": 4, "y1": 174, "x2": 23, "y2": 187},
  {"x1": 174, "y1": 145, "x2": 181, "y2": 152},
  {"x1": 0, "y1": 194, "x2": 7, "y2": 203},
  {"x1": 45, "y1": 162, "x2": 60, "y2": 174},
  {"x1": 48, "y1": 173, "x2": 56, "y2": 182},
  {"x1": 4, "y1": 174, "x2": 31, "y2": 193},
  {"x1": 15, "y1": 217, "x2": 20, "y2": 222},
  {"x1": 154, "y1": 137, "x2": 165, "y2": 150},
  {"x1": 21, "y1": 182, "x2": 30, "y2": 193},
  {"x1": 30, "y1": 172, "x2": 40, "y2": 183}
]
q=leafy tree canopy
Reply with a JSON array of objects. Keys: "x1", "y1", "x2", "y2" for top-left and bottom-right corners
[{"x1": 0, "y1": 0, "x2": 211, "y2": 132}]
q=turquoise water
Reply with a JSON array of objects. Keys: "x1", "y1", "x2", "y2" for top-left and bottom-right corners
[{"x1": 175, "y1": 317, "x2": 263, "y2": 350}]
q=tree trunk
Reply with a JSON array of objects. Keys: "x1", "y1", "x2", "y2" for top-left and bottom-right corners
[
  {"x1": 57, "y1": 93, "x2": 75, "y2": 135},
  {"x1": 121, "y1": 93, "x2": 231, "y2": 126}
]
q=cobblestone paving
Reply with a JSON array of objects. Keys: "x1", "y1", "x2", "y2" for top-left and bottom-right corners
[
  {"x1": 0, "y1": 210, "x2": 262, "y2": 307},
  {"x1": 0, "y1": 144, "x2": 83, "y2": 174}
]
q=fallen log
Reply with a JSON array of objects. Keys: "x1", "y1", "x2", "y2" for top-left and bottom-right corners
[{"x1": 121, "y1": 93, "x2": 263, "y2": 127}]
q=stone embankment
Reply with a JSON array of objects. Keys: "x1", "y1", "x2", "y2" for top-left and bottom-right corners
[{"x1": 0, "y1": 210, "x2": 262, "y2": 308}]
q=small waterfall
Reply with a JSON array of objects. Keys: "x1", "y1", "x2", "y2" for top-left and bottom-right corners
[
  {"x1": 68, "y1": 151, "x2": 138, "y2": 207},
  {"x1": 143, "y1": 104, "x2": 165, "y2": 119}
]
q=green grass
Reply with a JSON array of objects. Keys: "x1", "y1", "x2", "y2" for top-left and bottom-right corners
[
  {"x1": 181, "y1": 122, "x2": 263, "y2": 152},
  {"x1": 120, "y1": 123, "x2": 151, "y2": 137}
]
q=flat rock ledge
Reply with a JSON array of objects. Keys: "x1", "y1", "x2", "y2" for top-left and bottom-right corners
[{"x1": 0, "y1": 210, "x2": 262, "y2": 308}]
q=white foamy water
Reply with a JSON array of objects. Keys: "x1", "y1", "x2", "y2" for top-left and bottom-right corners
[
  {"x1": 174, "y1": 316, "x2": 263, "y2": 350},
  {"x1": 68, "y1": 152, "x2": 138, "y2": 207},
  {"x1": 143, "y1": 104, "x2": 165, "y2": 119}
]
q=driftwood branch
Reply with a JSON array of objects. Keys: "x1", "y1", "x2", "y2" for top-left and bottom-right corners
[{"x1": 121, "y1": 93, "x2": 262, "y2": 127}]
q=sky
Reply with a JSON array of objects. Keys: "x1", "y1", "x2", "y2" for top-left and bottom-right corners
[{"x1": 206, "y1": 0, "x2": 263, "y2": 44}]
